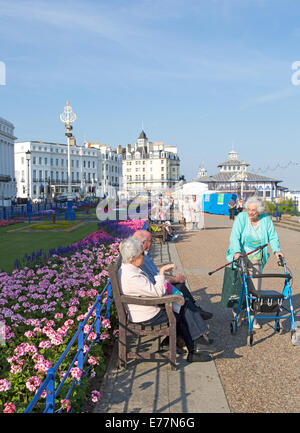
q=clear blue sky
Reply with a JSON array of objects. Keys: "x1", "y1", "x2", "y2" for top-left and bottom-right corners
[{"x1": 1, "y1": 0, "x2": 300, "y2": 189}]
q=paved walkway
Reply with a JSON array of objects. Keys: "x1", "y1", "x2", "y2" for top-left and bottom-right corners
[{"x1": 94, "y1": 213, "x2": 300, "y2": 413}]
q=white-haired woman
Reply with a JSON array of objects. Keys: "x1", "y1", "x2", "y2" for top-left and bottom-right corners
[
  {"x1": 118, "y1": 237, "x2": 216, "y2": 361},
  {"x1": 226, "y1": 195, "x2": 283, "y2": 328}
]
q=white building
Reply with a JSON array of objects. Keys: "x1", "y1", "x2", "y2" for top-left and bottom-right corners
[
  {"x1": 14, "y1": 140, "x2": 122, "y2": 201},
  {"x1": 86, "y1": 142, "x2": 123, "y2": 198},
  {"x1": 194, "y1": 149, "x2": 287, "y2": 201},
  {"x1": 0, "y1": 117, "x2": 17, "y2": 205},
  {"x1": 121, "y1": 130, "x2": 181, "y2": 199}
]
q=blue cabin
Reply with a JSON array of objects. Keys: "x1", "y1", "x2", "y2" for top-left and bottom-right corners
[{"x1": 203, "y1": 192, "x2": 237, "y2": 216}]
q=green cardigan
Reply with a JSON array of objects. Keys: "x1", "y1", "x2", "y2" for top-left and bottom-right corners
[{"x1": 226, "y1": 211, "x2": 280, "y2": 270}]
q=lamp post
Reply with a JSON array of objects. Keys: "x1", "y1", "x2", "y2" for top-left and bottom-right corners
[
  {"x1": 239, "y1": 165, "x2": 247, "y2": 200},
  {"x1": 25, "y1": 150, "x2": 32, "y2": 223},
  {"x1": 60, "y1": 101, "x2": 76, "y2": 221}
]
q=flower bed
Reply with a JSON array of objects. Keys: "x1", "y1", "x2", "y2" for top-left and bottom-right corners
[
  {"x1": 0, "y1": 219, "x2": 146, "y2": 413},
  {"x1": 0, "y1": 219, "x2": 20, "y2": 227}
]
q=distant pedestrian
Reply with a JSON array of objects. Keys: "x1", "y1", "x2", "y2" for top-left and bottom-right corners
[
  {"x1": 183, "y1": 197, "x2": 192, "y2": 231},
  {"x1": 228, "y1": 196, "x2": 236, "y2": 220},
  {"x1": 236, "y1": 197, "x2": 243, "y2": 214}
]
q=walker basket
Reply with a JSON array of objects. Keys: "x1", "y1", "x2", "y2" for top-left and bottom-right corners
[{"x1": 249, "y1": 289, "x2": 284, "y2": 313}]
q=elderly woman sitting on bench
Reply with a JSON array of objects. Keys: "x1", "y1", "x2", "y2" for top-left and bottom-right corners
[{"x1": 118, "y1": 237, "x2": 217, "y2": 362}]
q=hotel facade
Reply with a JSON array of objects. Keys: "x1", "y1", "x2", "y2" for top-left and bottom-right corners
[
  {"x1": 0, "y1": 117, "x2": 17, "y2": 205},
  {"x1": 121, "y1": 130, "x2": 181, "y2": 199},
  {"x1": 14, "y1": 140, "x2": 122, "y2": 201}
]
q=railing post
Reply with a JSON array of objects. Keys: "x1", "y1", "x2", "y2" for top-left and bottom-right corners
[
  {"x1": 105, "y1": 282, "x2": 112, "y2": 319},
  {"x1": 46, "y1": 368, "x2": 55, "y2": 413},
  {"x1": 294, "y1": 198, "x2": 297, "y2": 216},
  {"x1": 95, "y1": 297, "x2": 101, "y2": 343},
  {"x1": 77, "y1": 322, "x2": 84, "y2": 375},
  {"x1": 276, "y1": 203, "x2": 279, "y2": 223}
]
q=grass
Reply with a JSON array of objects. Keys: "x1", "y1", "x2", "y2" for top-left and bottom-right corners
[{"x1": 0, "y1": 220, "x2": 101, "y2": 274}]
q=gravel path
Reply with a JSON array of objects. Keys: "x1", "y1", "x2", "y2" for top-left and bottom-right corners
[{"x1": 175, "y1": 214, "x2": 300, "y2": 413}]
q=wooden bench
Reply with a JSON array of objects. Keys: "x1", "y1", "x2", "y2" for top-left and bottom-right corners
[{"x1": 108, "y1": 258, "x2": 184, "y2": 371}]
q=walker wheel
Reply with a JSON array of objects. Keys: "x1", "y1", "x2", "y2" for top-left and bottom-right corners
[{"x1": 247, "y1": 332, "x2": 254, "y2": 346}]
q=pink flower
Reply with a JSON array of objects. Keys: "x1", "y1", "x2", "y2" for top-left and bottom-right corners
[
  {"x1": 101, "y1": 318, "x2": 111, "y2": 329},
  {"x1": 60, "y1": 399, "x2": 71, "y2": 412},
  {"x1": 88, "y1": 356, "x2": 99, "y2": 366},
  {"x1": 91, "y1": 390, "x2": 100, "y2": 403},
  {"x1": 100, "y1": 333, "x2": 110, "y2": 340},
  {"x1": 39, "y1": 340, "x2": 52, "y2": 349},
  {"x1": 0, "y1": 379, "x2": 11, "y2": 392},
  {"x1": 24, "y1": 330, "x2": 35, "y2": 338},
  {"x1": 70, "y1": 367, "x2": 82, "y2": 381},
  {"x1": 26, "y1": 376, "x2": 42, "y2": 392},
  {"x1": 3, "y1": 402, "x2": 16, "y2": 413}
]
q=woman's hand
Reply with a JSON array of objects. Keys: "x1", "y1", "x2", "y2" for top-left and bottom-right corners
[
  {"x1": 275, "y1": 251, "x2": 283, "y2": 261},
  {"x1": 234, "y1": 253, "x2": 242, "y2": 261},
  {"x1": 159, "y1": 263, "x2": 176, "y2": 275}
]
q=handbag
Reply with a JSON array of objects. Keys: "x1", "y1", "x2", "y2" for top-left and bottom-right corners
[{"x1": 220, "y1": 265, "x2": 243, "y2": 309}]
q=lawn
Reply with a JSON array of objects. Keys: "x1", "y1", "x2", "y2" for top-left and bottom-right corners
[{"x1": 0, "y1": 221, "x2": 100, "y2": 274}]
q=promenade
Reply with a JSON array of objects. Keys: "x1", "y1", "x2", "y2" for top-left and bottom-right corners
[{"x1": 95, "y1": 213, "x2": 300, "y2": 413}]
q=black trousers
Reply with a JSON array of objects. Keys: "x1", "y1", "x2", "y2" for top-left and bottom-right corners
[
  {"x1": 141, "y1": 295, "x2": 208, "y2": 352},
  {"x1": 229, "y1": 208, "x2": 235, "y2": 220}
]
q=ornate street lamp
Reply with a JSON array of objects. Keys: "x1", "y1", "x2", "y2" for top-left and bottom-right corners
[
  {"x1": 25, "y1": 149, "x2": 32, "y2": 223},
  {"x1": 60, "y1": 101, "x2": 76, "y2": 220},
  {"x1": 237, "y1": 165, "x2": 247, "y2": 200}
]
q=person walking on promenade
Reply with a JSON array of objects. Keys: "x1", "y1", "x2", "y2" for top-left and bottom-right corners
[
  {"x1": 118, "y1": 237, "x2": 216, "y2": 362},
  {"x1": 226, "y1": 195, "x2": 283, "y2": 328},
  {"x1": 190, "y1": 195, "x2": 204, "y2": 230},
  {"x1": 183, "y1": 196, "x2": 192, "y2": 231},
  {"x1": 228, "y1": 195, "x2": 237, "y2": 220},
  {"x1": 236, "y1": 197, "x2": 244, "y2": 214}
]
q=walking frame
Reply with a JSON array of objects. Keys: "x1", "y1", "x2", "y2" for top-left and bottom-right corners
[{"x1": 209, "y1": 245, "x2": 296, "y2": 346}]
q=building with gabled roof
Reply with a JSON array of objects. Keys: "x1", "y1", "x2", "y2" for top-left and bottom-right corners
[{"x1": 194, "y1": 149, "x2": 287, "y2": 201}]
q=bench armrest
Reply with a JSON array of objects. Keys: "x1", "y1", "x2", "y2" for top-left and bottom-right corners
[{"x1": 120, "y1": 294, "x2": 185, "y2": 307}]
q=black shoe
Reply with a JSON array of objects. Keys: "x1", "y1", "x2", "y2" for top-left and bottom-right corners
[
  {"x1": 193, "y1": 336, "x2": 216, "y2": 353},
  {"x1": 198, "y1": 309, "x2": 213, "y2": 320},
  {"x1": 186, "y1": 351, "x2": 212, "y2": 362}
]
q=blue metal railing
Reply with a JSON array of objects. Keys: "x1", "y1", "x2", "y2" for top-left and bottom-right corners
[
  {"x1": 0, "y1": 199, "x2": 98, "y2": 221},
  {"x1": 275, "y1": 199, "x2": 299, "y2": 223},
  {"x1": 25, "y1": 280, "x2": 112, "y2": 413}
]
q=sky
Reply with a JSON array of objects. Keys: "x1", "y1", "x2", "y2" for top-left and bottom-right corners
[{"x1": 1, "y1": 0, "x2": 300, "y2": 189}]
